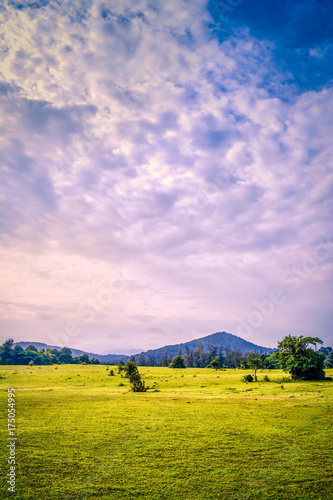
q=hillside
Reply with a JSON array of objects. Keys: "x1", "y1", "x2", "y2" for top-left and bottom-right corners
[
  {"x1": 14, "y1": 331, "x2": 275, "y2": 363},
  {"x1": 13, "y1": 342, "x2": 129, "y2": 364},
  {"x1": 134, "y1": 331, "x2": 275, "y2": 362}
]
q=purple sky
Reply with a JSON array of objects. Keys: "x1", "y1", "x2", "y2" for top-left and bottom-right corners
[{"x1": 1, "y1": 0, "x2": 332, "y2": 354}]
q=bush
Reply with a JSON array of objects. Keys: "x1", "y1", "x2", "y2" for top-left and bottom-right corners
[
  {"x1": 263, "y1": 375, "x2": 270, "y2": 382},
  {"x1": 122, "y1": 361, "x2": 147, "y2": 392},
  {"x1": 130, "y1": 372, "x2": 147, "y2": 392},
  {"x1": 241, "y1": 374, "x2": 253, "y2": 383},
  {"x1": 169, "y1": 356, "x2": 186, "y2": 368},
  {"x1": 108, "y1": 369, "x2": 115, "y2": 376}
]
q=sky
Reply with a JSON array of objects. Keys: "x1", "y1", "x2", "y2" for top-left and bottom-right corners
[{"x1": 0, "y1": 0, "x2": 332, "y2": 355}]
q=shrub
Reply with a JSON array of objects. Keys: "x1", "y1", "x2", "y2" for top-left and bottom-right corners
[
  {"x1": 108, "y1": 369, "x2": 115, "y2": 376},
  {"x1": 263, "y1": 375, "x2": 270, "y2": 382},
  {"x1": 129, "y1": 371, "x2": 147, "y2": 392},
  {"x1": 241, "y1": 374, "x2": 253, "y2": 383},
  {"x1": 169, "y1": 356, "x2": 186, "y2": 368},
  {"x1": 122, "y1": 361, "x2": 147, "y2": 392}
]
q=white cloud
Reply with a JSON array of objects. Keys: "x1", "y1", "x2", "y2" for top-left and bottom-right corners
[{"x1": 0, "y1": 0, "x2": 332, "y2": 351}]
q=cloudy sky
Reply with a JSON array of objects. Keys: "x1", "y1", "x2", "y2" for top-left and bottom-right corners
[{"x1": 1, "y1": 0, "x2": 332, "y2": 354}]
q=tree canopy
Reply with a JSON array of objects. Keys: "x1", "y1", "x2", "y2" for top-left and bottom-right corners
[
  {"x1": 246, "y1": 357, "x2": 263, "y2": 381},
  {"x1": 0, "y1": 340, "x2": 100, "y2": 365},
  {"x1": 273, "y1": 335, "x2": 326, "y2": 380},
  {"x1": 169, "y1": 356, "x2": 186, "y2": 368},
  {"x1": 206, "y1": 357, "x2": 221, "y2": 369}
]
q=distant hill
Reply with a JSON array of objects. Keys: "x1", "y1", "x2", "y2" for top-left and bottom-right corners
[
  {"x1": 13, "y1": 342, "x2": 129, "y2": 364},
  {"x1": 13, "y1": 332, "x2": 275, "y2": 364},
  {"x1": 134, "y1": 331, "x2": 275, "y2": 362}
]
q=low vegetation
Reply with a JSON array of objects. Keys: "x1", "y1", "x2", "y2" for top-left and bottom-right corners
[
  {"x1": 0, "y1": 335, "x2": 332, "y2": 498},
  {"x1": 0, "y1": 364, "x2": 332, "y2": 499}
]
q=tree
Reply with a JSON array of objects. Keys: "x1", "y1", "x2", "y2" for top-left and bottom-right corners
[
  {"x1": 147, "y1": 354, "x2": 156, "y2": 367},
  {"x1": 318, "y1": 346, "x2": 332, "y2": 356},
  {"x1": 273, "y1": 335, "x2": 325, "y2": 380},
  {"x1": 207, "y1": 345, "x2": 218, "y2": 366},
  {"x1": 123, "y1": 360, "x2": 147, "y2": 392},
  {"x1": 0, "y1": 339, "x2": 14, "y2": 365},
  {"x1": 169, "y1": 355, "x2": 186, "y2": 368},
  {"x1": 26, "y1": 345, "x2": 38, "y2": 352},
  {"x1": 13, "y1": 345, "x2": 25, "y2": 364},
  {"x1": 184, "y1": 346, "x2": 194, "y2": 367},
  {"x1": 123, "y1": 360, "x2": 139, "y2": 378},
  {"x1": 247, "y1": 357, "x2": 263, "y2": 381},
  {"x1": 135, "y1": 353, "x2": 147, "y2": 366},
  {"x1": 218, "y1": 346, "x2": 225, "y2": 368},
  {"x1": 58, "y1": 347, "x2": 73, "y2": 364},
  {"x1": 76, "y1": 354, "x2": 90, "y2": 364},
  {"x1": 324, "y1": 351, "x2": 333, "y2": 369},
  {"x1": 129, "y1": 370, "x2": 147, "y2": 392},
  {"x1": 206, "y1": 357, "x2": 221, "y2": 370},
  {"x1": 157, "y1": 352, "x2": 173, "y2": 367}
]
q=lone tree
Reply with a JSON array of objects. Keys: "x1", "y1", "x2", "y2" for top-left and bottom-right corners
[
  {"x1": 169, "y1": 356, "x2": 186, "y2": 368},
  {"x1": 273, "y1": 335, "x2": 325, "y2": 380},
  {"x1": 123, "y1": 360, "x2": 147, "y2": 392},
  {"x1": 247, "y1": 357, "x2": 263, "y2": 381}
]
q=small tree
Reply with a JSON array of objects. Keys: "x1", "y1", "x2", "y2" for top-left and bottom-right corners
[
  {"x1": 247, "y1": 357, "x2": 263, "y2": 381},
  {"x1": 129, "y1": 370, "x2": 147, "y2": 392},
  {"x1": 123, "y1": 360, "x2": 147, "y2": 392},
  {"x1": 169, "y1": 356, "x2": 186, "y2": 368},
  {"x1": 123, "y1": 360, "x2": 138, "y2": 378},
  {"x1": 273, "y1": 335, "x2": 325, "y2": 380},
  {"x1": 206, "y1": 357, "x2": 221, "y2": 370}
]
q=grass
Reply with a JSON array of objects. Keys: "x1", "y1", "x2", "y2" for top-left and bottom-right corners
[{"x1": 0, "y1": 365, "x2": 332, "y2": 499}]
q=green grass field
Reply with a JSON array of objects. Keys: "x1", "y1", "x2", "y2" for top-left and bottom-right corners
[{"x1": 1, "y1": 365, "x2": 332, "y2": 499}]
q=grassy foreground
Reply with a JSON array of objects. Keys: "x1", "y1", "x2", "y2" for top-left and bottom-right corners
[{"x1": 1, "y1": 365, "x2": 332, "y2": 500}]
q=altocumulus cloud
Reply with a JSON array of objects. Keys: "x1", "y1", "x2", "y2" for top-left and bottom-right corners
[{"x1": 0, "y1": 0, "x2": 332, "y2": 353}]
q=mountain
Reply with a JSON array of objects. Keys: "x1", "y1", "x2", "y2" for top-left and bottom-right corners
[
  {"x1": 134, "y1": 331, "x2": 275, "y2": 362},
  {"x1": 14, "y1": 331, "x2": 275, "y2": 363},
  {"x1": 13, "y1": 342, "x2": 129, "y2": 364}
]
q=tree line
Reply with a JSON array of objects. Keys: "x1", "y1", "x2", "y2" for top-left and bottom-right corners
[
  {"x1": 134, "y1": 344, "x2": 276, "y2": 369},
  {"x1": 1, "y1": 337, "x2": 332, "y2": 377},
  {"x1": 167, "y1": 336, "x2": 333, "y2": 381},
  {"x1": 0, "y1": 339, "x2": 100, "y2": 365}
]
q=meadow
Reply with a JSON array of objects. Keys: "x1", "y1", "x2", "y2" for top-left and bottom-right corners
[{"x1": 0, "y1": 365, "x2": 332, "y2": 500}]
